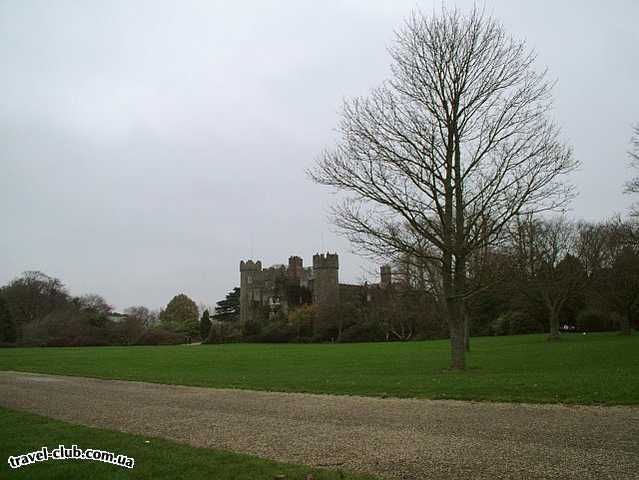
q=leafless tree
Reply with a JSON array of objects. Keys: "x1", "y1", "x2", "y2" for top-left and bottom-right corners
[
  {"x1": 507, "y1": 216, "x2": 586, "y2": 339},
  {"x1": 625, "y1": 124, "x2": 639, "y2": 217},
  {"x1": 310, "y1": 7, "x2": 577, "y2": 369},
  {"x1": 587, "y1": 218, "x2": 639, "y2": 335},
  {"x1": 124, "y1": 305, "x2": 158, "y2": 328},
  {"x1": 576, "y1": 221, "x2": 610, "y2": 276},
  {"x1": 77, "y1": 294, "x2": 113, "y2": 315}
]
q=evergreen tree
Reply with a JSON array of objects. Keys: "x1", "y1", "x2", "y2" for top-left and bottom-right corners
[
  {"x1": 214, "y1": 287, "x2": 241, "y2": 322},
  {"x1": 200, "y1": 309, "x2": 212, "y2": 339}
]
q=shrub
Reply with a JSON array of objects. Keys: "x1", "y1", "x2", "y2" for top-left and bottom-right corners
[
  {"x1": 340, "y1": 319, "x2": 386, "y2": 342},
  {"x1": 45, "y1": 336, "x2": 111, "y2": 347},
  {"x1": 576, "y1": 309, "x2": 616, "y2": 332},
  {"x1": 490, "y1": 312, "x2": 544, "y2": 336},
  {"x1": 19, "y1": 308, "x2": 119, "y2": 346},
  {"x1": 287, "y1": 304, "x2": 317, "y2": 340},
  {"x1": 135, "y1": 328, "x2": 184, "y2": 345},
  {"x1": 203, "y1": 321, "x2": 223, "y2": 344},
  {"x1": 247, "y1": 320, "x2": 297, "y2": 343}
]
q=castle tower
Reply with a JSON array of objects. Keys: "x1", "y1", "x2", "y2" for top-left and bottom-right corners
[
  {"x1": 240, "y1": 259, "x2": 262, "y2": 324},
  {"x1": 380, "y1": 264, "x2": 392, "y2": 288},
  {"x1": 312, "y1": 253, "x2": 339, "y2": 305},
  {"x1": 287, "y1": 256, "x2": 303, "y2": 285}
]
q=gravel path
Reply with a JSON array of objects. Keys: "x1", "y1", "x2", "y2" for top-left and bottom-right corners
[{"x1": 0, "y1": 371, "x2": 637, "y2": 479}]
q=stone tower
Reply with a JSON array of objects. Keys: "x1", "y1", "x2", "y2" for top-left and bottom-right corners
[
  {"x1": 380, "y1": 265, "x2": 392, "y2": 288},
  {"x1": 239, "y1": 259, "x2": 262, "y2": 324},
  {"x1": 312, "y1": 253, "x2": 339, "y2": 305},
  {"x1": 287, "y1": 256, "x2": 303, "y2": 285}
]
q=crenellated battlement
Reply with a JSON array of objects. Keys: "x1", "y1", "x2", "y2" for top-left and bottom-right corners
[
  {"x1": 237, "y1": 251, "x2": 409, "y2": 329},
  {"x1": 240, "y1": 260, "x2": 262, "y2": 271},
  {"x1": 240, "y1": 252, "x2": 341, "y2": 324},
  {"x1": 263, "y1": 264, "x2": 286, "y2": 274},
  {"x1": 288, "y1": 256, "x2": 304, "y2": 282},
  {"x1": 312, "y1": 252, "x2": 339, "y2": 269}
]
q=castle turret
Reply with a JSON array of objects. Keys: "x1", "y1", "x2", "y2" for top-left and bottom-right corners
[
  {"x1": 287, "y1": 256, "x2": 303, "y2": 285},
  {"x1": 380, "y1": 264, "x2": 392, "y2": 288},
  {"x1": 312, "y1": 253, "x2": 339, "y2": 305},
  {"x1": 240, "y1": 259, "x2": 262, "y2": 324}
]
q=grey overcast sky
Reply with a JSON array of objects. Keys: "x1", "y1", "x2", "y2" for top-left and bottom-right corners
[{"x1": 1, "y1": 0, "x2": 638, "y2": 311}]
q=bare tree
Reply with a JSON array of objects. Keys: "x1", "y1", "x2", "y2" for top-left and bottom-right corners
[
  {"x1": 310, "y1": 8, "x2": 577, "y2": 369},
  {"x1": 588, "y1": 218, "x2": 639, "y2": 335},
  {"x1": 576, "y1": 221, "x2": 610, "y2": 276},
  {"x1": 124, "y1": 306, "x2": 158, "y2": 328},
  {"x1": 508, "y1": 216, "x2": 586, "y2": 340},
  {"x1": 625, "y1": 124, "x2": 639, "y2": 217},
  {"x1": 607, "y1": 246, "x2": 639, "y2": 336},
  {"x1": 77, "y1": 294, "x2": 113, "y2": 315}
]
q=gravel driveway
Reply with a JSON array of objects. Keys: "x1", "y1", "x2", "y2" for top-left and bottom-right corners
[{"x1": 0, "y1": 371, "x2": 637, "y2": 479}]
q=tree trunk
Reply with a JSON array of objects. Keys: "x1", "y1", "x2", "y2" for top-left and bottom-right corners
[
  {"x1": 463, "y1": 309, "x2": 470, "y2": 352},
  {"x1": 446, "y1": 290, "x2": 466, "y2": 369},
  {"x1": 449, "y1": 313, "x2": 466, "y2": 370},
  {"x1": 620, "y1": 315, "x2": 632, "y2": 336},
  {"x1": 548, "y1": 308, "x2": 560, "y2": 340},
  {"x1": 442, "y1": 264, "x2": 466, "y2": 369},
  {"x1": 443, "y1": 247, "x2": 468, "y2": 369}
]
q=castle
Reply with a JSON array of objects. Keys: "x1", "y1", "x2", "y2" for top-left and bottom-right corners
[{"x1": 239, "y1": 253, "x2": 392, "y2": 325}]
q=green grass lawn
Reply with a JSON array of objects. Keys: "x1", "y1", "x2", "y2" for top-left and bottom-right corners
[
  {"x1": 0, "y1": 333, "x2": 637, "y2": 405},
  {"x1": 0, "y1": 407, "x2": 375, "y2": 480}
]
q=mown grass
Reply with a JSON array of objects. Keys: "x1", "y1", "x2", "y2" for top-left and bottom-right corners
[
  {"x1": 0, "y1": 333, "x2": 637, "y2": 404},
  {"x1": 0, "y1": 407, "x2": 375, "y2": 480}
]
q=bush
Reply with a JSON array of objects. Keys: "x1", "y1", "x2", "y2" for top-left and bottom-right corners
[
  {"x1": 242, "y1": 319, "x2": 262, "y2": 337},
  {"x1": 576, "y1": 309, "x2": 616, "y2": 332},
  {"x1": 45, "y1": 336, "x2": 111, "y2": 347},
  {"x1": 490, "y1": 312, "x2": 544, "y2": 336},
  {"x1": 246, "y1": 320, "x2": 297, "y2": 343},
  {"x1": 19, "y1": 308, "x2": 119, "y2": 347},
  {"x1": 203, "y1": 321, "x2": 224, "y2": 344},
  {"x1": 287, "y1": 304, "x2": 317, "y2": 340},
  {"x1": 135, "y1": 328, "x2": 184, "y2": 345},
  {"x1": 112, "y1": 317, "x2": 146, "y2": 345},
  {"x1": 340, "y1": 319, "x2": 386, "y2": 342}
]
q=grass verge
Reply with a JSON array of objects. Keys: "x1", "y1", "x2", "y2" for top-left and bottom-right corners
[{"x1": 0, "y1": 407, "x2": 375, "y2": 480}]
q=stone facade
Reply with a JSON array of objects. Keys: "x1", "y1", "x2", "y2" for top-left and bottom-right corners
[{"x1": 239, "y1": 252, "x2": 391, "y2": 325}]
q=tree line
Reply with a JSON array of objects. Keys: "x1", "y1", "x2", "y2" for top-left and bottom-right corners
[
  {"x1": 202, "y1": 215, "x2": 637, "y2": 346},
  {"x1": 1, "y1": 214, "x2": 636, "y2": 348},
  {"x1": 0, "y1": 272, "x2": 220, "y2": 347}
]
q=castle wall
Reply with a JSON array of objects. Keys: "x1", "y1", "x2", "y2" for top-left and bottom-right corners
[{"x1": 240, "y1": 253, "x2": 394, "y2": 325}]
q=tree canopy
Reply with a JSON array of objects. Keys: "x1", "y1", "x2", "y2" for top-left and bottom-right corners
[{"x1": 160, "y1": 293, "x2": 199, "y2": 336}]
